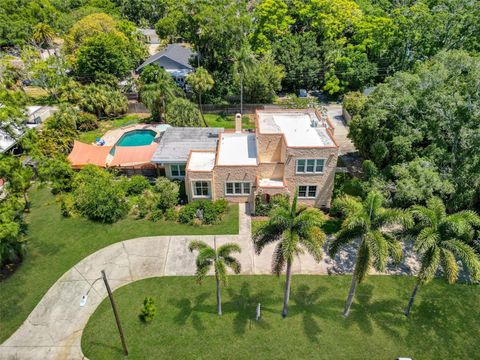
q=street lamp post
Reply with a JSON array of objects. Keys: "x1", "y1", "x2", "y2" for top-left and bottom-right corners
[
  {"x1": 101, "y1": 270, "x2": 129, "y2": 356},
  {"x1": 80, "y1": 270, "x2": 129, "y2": 356}
]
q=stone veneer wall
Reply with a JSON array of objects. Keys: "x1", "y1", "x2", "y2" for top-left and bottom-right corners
[
  {"x1": 283, "y1": 147, "x2": 338, "y2": 208},
  {"x1": 256, "y1": 133, "x2": 283, "y2": 162},
  {"x1": 185, "y1": 171, "x2": 214, "y2": 201},
  {"x1": 211, "y1": 166, "x2": 257, "y2": 203}
]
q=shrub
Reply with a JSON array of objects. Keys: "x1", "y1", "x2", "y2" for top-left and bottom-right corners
[
  {"x1": 178, "y1": 202, "x2": 198, "y2": 224},
  {"x1": 254, "y1": 194, "x2": 289, "y2": 216},
  {"x1": 76, "y1": 112, "x2": 98, "y2": 132},
  {"x1": 139, "y1": 297, "x2": 156, "y2": 323},
  {"x1": 213, "y1": 199, "x2": 229, "y2": 216},
  {"x1": 124, "y1": 175, "x2": 150, "y2": 196},
  {"x1": 153, "y1": 178, "x2": 179, "y2": 211},
  {"x1": 135, "y1": 189, "x2": 158, "y2": 219},
  {"x1": 164, "y1": 207, "x2": 178, "y2": 221},
  {"x1": 178, "y1": 199, "x2": 226, "y2": 225},
  {"x1": 200, "y1": 200, "x2": 218, "y2": 225},
  {"x1": 73, "y1": 166, "x2": 129, "y2": 223},
  {"x1": 149, "y1": 208, "x2": 164, "y2": 222},
  {"x1": 59, "y1": 194, "x2": 75, "y2": 217}
]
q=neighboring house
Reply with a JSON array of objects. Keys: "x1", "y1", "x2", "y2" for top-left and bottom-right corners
[
  {"x1": 157, "y1": 109, "x2": 339, "y2": 210},
  {"x1": 138, "y1": 28, "x2": 160, "y2": 45},
  {"x1": 0, "y1": 106, "x2": 57, "y2": 154},
  {"x1": 136, "y1": 43, "x2": 194, "y2": 88}
]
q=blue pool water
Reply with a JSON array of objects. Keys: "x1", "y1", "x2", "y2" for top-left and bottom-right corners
[{"x1": 116, "y1": 130, "x2": 156, "y2": 146}]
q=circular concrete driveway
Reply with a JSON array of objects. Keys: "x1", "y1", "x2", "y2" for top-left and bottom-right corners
[{"x1": 0, "y1": 204, "x2": 329, "y2": 360}]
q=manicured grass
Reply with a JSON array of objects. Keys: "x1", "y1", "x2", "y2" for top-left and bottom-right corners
[
  {"x1": 0, "y1": 187, "x2": 238, "y2": 343},
  {"x1": 77, "y1": 114, "x2": 147, "y2": 144},
  {"x1": 82, "y1": 275, "x2": 479, "y2": 359},
  {"x1": 204, "y1": 113, "x2": 255, "y2": 129}
]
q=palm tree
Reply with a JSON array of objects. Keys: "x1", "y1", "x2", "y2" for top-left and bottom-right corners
[
  {"x1": 140, "y1": 68, "x2": 180, "y2": 122},
  {"x1": 166, "y1": 98, "x2": 202, "y2": 127},
  {"x1": 188, "y1": 238, "x2": 241, "y2": 315},
  {"x1": 328, "y1": 191, "x2": 412, "y2": 317},
  {"x1": 232, "y1": 46, "x2": 255, "y2": 114},
  {"x1": 253, "y1": 193, "x2": 326, "y2": 318},
  {"x1": 404, "y1": 197, "x2": 480, "y2": 316},
  {"x1": 186, "y1": 67, "x2": 214, "y2": 127},
  {"x1": 32, "y1": 23, "x2": 55, "y2": 52}
]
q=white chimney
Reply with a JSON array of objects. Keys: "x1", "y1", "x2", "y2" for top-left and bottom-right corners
[{"x1": 235, "y1": 113, "x2": 242, "y2": 133}]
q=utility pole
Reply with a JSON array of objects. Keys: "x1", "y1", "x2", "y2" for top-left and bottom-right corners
[{"x1": 101, "y1": 270, "x2": 129, "y2": 356}]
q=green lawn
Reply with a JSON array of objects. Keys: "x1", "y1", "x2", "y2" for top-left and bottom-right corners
[
  {"x1": 0, "y1": 187, "x2": 238, "y2": 343},
  {"x1": 82, "y1": 276, "x2": 479, "y2": 360},
  {"x1": 77, "y1": 114, "x2": 147, "y2": 143},
  {"x1": 204, "y1": 113, "x2": 255, "y2": 129}
]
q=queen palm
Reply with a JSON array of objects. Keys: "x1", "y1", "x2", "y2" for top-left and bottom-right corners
[
  {"x1": 232, "y1": 46, "x2": 255, "y2": 114},
  {"x1": 253, "y1": 193, "x2": 326, "y2": 318},
  {"x1": 140, "y1": 70, "x2": 179, "y2": 122},
  {"x1": 186, "y1": 67, "x2": 214, "y2": 127},
  {"x1": 404, "y1": 197, "x2": 480, "y2": 316},
  {"x1": 188, "y1": 239, "x2": 241, "y2": 315},
  {"x1": 329, "y1": 191, "x2": 412, "y2": 317},
  {"x1": 32, "y1": 23, "x2": 55, "y2": 51}
]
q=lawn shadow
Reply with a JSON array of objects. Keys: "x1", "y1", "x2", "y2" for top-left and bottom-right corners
[
  {"x1": 169, "y1": 292, "x2": 210, "y2": 332},
  {"x1": 345, "y1": 283, "x2": 405, "y2": 340},
  {"x1": 224, "y1": 281, "x2": 274, "y2": 335},
  {"x1": 288, "y1": 284, "x2": 334, "y2": 343}
]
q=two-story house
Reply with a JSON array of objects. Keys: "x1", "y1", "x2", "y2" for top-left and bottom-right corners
[{"x1": 183, "y1": 109, "x2": 339, "y2": 211}]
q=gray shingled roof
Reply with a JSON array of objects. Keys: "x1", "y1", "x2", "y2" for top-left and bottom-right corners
[
  {"x1": 136, "y1": 43, "x2": 194, "y2": 71},
  {"x1": 151, "y1": 127, "x2": 223, "y2": 163}
]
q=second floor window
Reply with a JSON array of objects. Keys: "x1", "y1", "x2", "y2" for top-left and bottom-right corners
[
  {"x1": 296, "y1": 159, "x2": 325, "y2": 174},
  {"x1": 171, "y1": 164, "x2": 186, "y2": 177},
  {"x1": 225, "y1": 182, "x2": 251, "y2": 195}
]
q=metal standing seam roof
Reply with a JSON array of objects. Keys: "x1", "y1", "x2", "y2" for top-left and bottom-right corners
[
  {"x1": 136, "y1": 43, "x2": 194, "y2": 71},
  {"x1": 151, "y1": 127, "x2": 223, "y2": 163}
]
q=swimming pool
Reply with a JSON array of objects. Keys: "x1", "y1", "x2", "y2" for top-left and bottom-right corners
[{"x1": 116, "y1": 130, "x2": 157, "y2": 146}]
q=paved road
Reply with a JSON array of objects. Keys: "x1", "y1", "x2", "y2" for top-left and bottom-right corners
[{"x1": 0, "y1": 204, "x2": 331, "y2": 360}]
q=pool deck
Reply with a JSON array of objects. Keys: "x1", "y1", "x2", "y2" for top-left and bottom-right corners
[{"x1": 101, "y1": 124, "x2": 159, "y2": 146}]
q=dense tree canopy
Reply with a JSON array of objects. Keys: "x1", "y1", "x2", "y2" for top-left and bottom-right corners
[{"x1": 349, "y1": 50, "x2": 480, "y2": 211}]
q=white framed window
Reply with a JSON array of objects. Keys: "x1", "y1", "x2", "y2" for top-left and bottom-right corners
[
  {"x1": 171, "y1": 164, "x2": 186, "y2": 177},
  {"x1": 192, "y1": 181, "x2": 210, "y2": 198},
  {"x1": 296, "y1": 159, "x2": 325, "y2": 174},
  {"x1": 225, "y1": 182, "x2": 251, "y2": 195},
  {"x1": 298, "y1": 185, "x2": 317, "y2": 198}
]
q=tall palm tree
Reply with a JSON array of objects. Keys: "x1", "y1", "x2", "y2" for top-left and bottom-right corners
[
  {"x1": 32, "y1": 23, "x2": 55, "y2": 51},
  {"x1": 253, "y1": 193, "x2": 326, "y2": 318},
  {"x1": 329, "y1": 191, "x2": 412, "y2": 317},
  {"x1": 186, "y1": 67, "x2": 214, "y2": 127},
  {"x1": 232, "y1": 46, "x2": 255, "y2": 114},
  {"x1": 404, "y1": 197, "x2": 480, "y2": 316},
  {"x1": 188, "y1": 238, "x2": 241, "y2": 315}
]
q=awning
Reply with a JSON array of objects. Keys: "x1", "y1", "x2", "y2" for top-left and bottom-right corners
[
  {"x1": 67, "y1": 141, "x2": 112, "y2": 168},
  {"x1": 109, "y1": 144, "x2": 157, "y2": 168}
]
